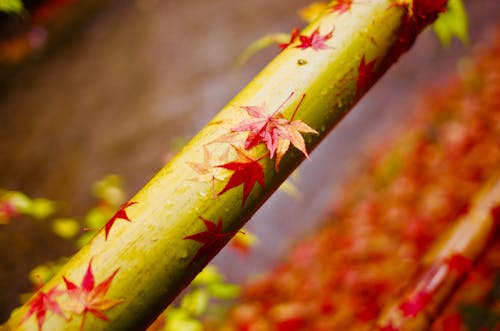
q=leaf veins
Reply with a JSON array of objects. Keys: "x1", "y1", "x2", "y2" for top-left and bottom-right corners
[
  {"x1": 216, "y1": 146, "x2": 265, "y2": 206},
  {"x1": 183, "y1": 216, "x2": 236, "y2": 268},
  {"x1": 62, "y1": 259, "x2": 122, "y2": 331},
  {"x1": 104, "y1": 201, "x2": 137, "y2": 240},
  {"x1": 232, "y1": 92, "x2": 318, "y2": 170}
]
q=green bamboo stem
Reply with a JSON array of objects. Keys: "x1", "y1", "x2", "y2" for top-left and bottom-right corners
[
  {"x1": 2, "y1": 1, "x2": 447, "y2": 330},
  {"x1": 374, "y1": 175, "x2": 500, "y2": 331}
]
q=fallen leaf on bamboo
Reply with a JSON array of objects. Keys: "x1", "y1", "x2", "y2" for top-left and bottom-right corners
[
  {"x1": 104, "y1": 201, "x2": 137, "y2": 240},
  {"x1": 62, "y1": 259, "x2": 122, "y2": 330},
  {"x1": 217, "y1": 145, "x2": 265, "y2": 206},
  {"x1": 232, "y1": 92, "x2": 317, "y2": 170},
  {"x1": 184, "y1": 217, "x2": 236, "y2": 267},
  {"x1": 21, "y1": 287, "x2": 65, "y2": 331},
  {"x1": 295, "y1": 27, "x2": 334, "y2": 51}
]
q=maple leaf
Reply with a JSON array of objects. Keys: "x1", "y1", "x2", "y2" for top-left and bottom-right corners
[
  {"x1": 356, "y1": 55, "x2": 377, "y2": 97},
  {"x1": 63, "y1": 259, "x2": 122, "y2": 330},
  {"x1": 295, "y1": 27, "x2": 334, "y2": 51},
  {"x1": 279, "y1": 28, "x2": 300, "y2": 50},
  {"x1": 398, "y1": 290, "x2": 432, "y2": 317},
  {"x1": 232, "y1": 92, "x2": 318, "y2": 170},
  {"x1": 187, "y1": 146, "x2": 231, "y2": 199},
  {"x1": 331, "y1": 0, "x2": 354, "y2": 14},
  {"x1": 216, "y1": 146, "x2": 265, "y2": 206},
  {"x1": 183, "y1": 216, "x2": 236, "y2": 267},
  {"x1": 21, "y1": 287, "x2": 65, "y2": 331},
  {"x1": 104, "y1": 201, "x2": 137, "y2": 240},
  {"x1": 445, "y1": 253, "x2": 473, "y2": 276}
]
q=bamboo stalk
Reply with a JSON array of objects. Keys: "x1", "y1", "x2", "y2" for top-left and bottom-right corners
[
  {"x1": 374, "y1": 175, "x2": 500, "y2": 331},
  {"x1": 1, "y1": 1, "x2": 448, "y2": 330}
]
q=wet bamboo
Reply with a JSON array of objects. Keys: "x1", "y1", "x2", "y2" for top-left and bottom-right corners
[
  {"x1": 374, "y1": 175, "x2": 500, "y2": 331},
  {"x1": 1, "y1": 1, "x2": 448, "y2": 330}
]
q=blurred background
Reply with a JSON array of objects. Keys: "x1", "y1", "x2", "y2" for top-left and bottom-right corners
[{"x1": 0, "y1": 0, "x2": 499, "y2": 324}]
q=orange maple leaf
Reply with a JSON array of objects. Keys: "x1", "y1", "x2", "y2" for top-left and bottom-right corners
[
  {"x1": 62, "y1": 259, "x2": 122, "y2": 330},
  {"x1": 21, "y1": 287, "x2": 66, "y2": 331},
  {"x1": 187, "y1": 146, "x2": 231, "y2": 199},
  {"x1": 232, "y1": 92, "x2": 317, "y2": 170}
]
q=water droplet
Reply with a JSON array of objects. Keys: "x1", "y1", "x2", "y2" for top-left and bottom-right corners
[{"x1": 297, "y1": 59, "x2": 308, "y2": 66}]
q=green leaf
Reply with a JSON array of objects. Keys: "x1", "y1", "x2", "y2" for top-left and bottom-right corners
[
  {"x1": 433, "y1": 0, "x2": 469, "y2": 47},
  {"x1": 458, "y1": 303, "x2": 500, "y2": 331},
  {"x1": 191, "y1": 265, "x2": 223, "y2": 286},
  {"x1": 84, "y1": 207, "x2": 111, "y2": 228},
  {"x1": 92, "y1": 174, "x2": 125, "y2": 206},
  {"x1": 165, "y1": 309, "x2": 203, "y2": 331},
  {"x1": 206, "y1": 282, "x2": 240, "y2": 300},
  {"x1": 75, "y1": 231, "x2": 96, "y2": 248},
  {"x1": 27, "y1": 198, "x2": 57, "y2": 219},
  {"x1": 180, "y1": 289, "x2": 209, "y2": 317},
  {"x1": 0, "y1": 0, "x2": 24, "y2": 14},
  {"x1": 28, "y1": 258, "x2": 67, "y2": 286},
  {"x1": 51, "y1": 218, "x2": 80, "y2": 239}
]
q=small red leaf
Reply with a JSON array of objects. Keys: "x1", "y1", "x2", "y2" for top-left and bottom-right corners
[
  {"x1": 295, "y1": 27, "x2": 334, "y2": 51},
  {"x1": 398, "y1": 290, "x2": 432, "y2": 317},
  {"x1": 356, "y1": 55, "x2": 377, "y2": 97},
  {"x1": 82, "y1": 259, "x2": 95, "y2": 292},
  {"x1": 217, "y1": 146, "x2": 265, "y2": 206},
  {"x1": 183, "y1": 216, "x2": 236, "y2": 267},
  {"x1": 331, "y1": 0, "x2": 354, "y2": 14},
  {"x1": 104, "y1": 201, "x2": 137, "y2": 240},
  {"x1": 21, "y1": 287, "x2": 65, "y2": 331},
  {"x1": 279, "y1": 28, "x2": 300, "y2": 50}
]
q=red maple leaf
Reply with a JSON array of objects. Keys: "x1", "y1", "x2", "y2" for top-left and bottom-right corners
[
  {"x1": 295, "y1": 27, "x2": 334, "y2": 51},
  {"x1": 21, "y1": 287, "x2": 65, "y2": 331},
  {"x1": 217, "y1": 146, "x2": 265, "y2": 206},
  {"x1": 63, "y1": 259, "x2": 122, "y2": 330},
  {"x1": 445, "y1": 253, "x2": 473, "y2": 276},
  {"x1": 384, "y1": 0, "x2": 447, "y2": 68},
  {"x1": 356, "y1": 55, "x2": 377, "y2": 97},
  {"x1": 232, "y1": 92, "x2": 317, "y2": 170},
  {"x1": 331, "y1": 0, "x2": 354, "y2": 14},
  {"x1": 104, "y1": 201, "x2": 137, "y2": 240},
  {"x1": 279, "y1": 28, "x2": 300, "y2": 50},
  {"x1": 183, "y1": 216, "x2": 236, "y2": 267},
  {"x1": 398, "y1": 290, "x2": 432, "y2": 317}
]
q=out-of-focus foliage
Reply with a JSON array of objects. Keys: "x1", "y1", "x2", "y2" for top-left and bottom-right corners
[
  {"x1": 0, "y1": 0, "x2": 24, "y2": 14},
  {"x1": 433, "y1": 0, "x2": 469, "y2": 46},
  {"x1": 148, "y1": 265, "x2": 240, "y2": 331},
  {"x1": 0, "y1": 190, "x2": 56, "y2": 224}
]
